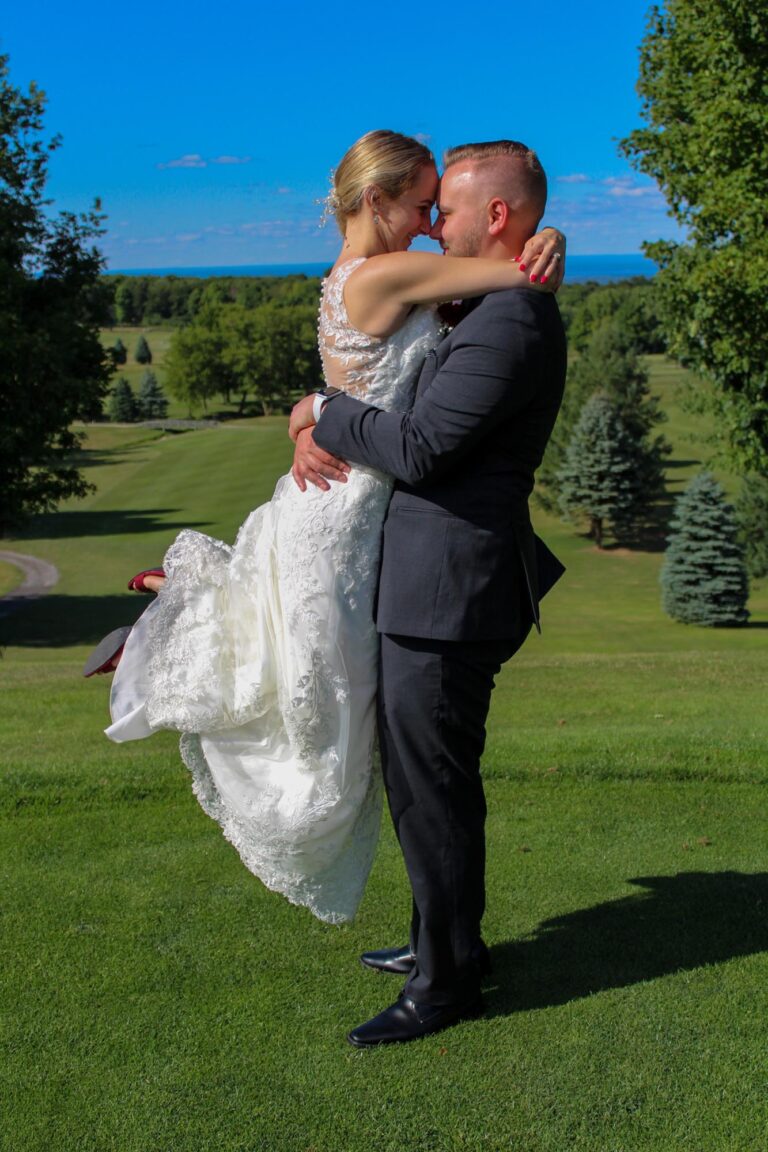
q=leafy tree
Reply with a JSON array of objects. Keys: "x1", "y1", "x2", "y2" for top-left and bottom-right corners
[
  {"x1": 112, "y1": 337, "x2": 127, "y2": 365},
  {"x1": 108, "y1": 378, "x2": 137, "y2": 422},
  {"x1": 557, "y1": 392, "x2": 659, "y2": 548},
  {"x1": 567, "y1": 280, "x2": 664, "y2": 355},
  {"x1": 0, "y1": 53, "x2": 111, "y2": 535},
  {"x1": 136, "y1": 370, "x2": 168, "y2": 420},
  {"x1": 735, "y1": 474, "x2": 768, "y2": 580},
  {"x1": 164, "y1": 305, "x2": 236, "y2": 413},
  {"x1": 661, "y1": 472, "x2": 749, "y2": 625},
  {"x1": 135, "y1": 334, "x2": 152, "y2": 364},
  {"x1": 619, "y1": 0, "x2": 768, "y2": 473}
]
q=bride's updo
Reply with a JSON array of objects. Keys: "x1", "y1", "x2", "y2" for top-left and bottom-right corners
[{"x1": 328, "y1": 130, "x2": 434, "y2": 236}]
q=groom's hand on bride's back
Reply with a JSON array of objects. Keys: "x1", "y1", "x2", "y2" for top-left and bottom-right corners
[{"x1": 291, "y1": 428, "x2": 350, "y2": 492}]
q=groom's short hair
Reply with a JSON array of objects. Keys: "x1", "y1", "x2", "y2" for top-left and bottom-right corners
[{"x1": 444, "y1": 140, "x2": 547, "y2": 218}]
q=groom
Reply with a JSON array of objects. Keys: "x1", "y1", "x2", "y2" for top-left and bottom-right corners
[{"x1": 291, "y1": 141, "x2": 567, "y2": 1046}]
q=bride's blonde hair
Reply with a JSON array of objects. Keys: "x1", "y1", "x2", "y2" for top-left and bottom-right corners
[{"x1": 327, "y1": 130, "x2": 434, "y2": 236}]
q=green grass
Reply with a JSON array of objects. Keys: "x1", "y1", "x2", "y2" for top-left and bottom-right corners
[
  {"x1": 0, "y1": 560, "x2": 23, "y2": 596},
  {"x1": 2, "y1": 357, "x2": 767, "y2": 1151}
]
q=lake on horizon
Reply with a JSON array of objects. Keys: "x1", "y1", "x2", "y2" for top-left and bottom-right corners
[{"x1": 109, "y1": 253, "x2": 657, "y2": 284}]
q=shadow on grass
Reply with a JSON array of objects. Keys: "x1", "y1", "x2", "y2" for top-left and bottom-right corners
[
  {"x1": 16, "y1": 509, "x2": 210, "y2": 541},
  {"x1": 0, "y1": 595, "x2": 148, "y2": 648},
  {"x1": 488, "y1": 870, "x2": 768, "y2": 1014}
]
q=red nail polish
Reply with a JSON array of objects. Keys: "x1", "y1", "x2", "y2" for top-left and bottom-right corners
[
  {"x1": 518, "y1": 263, "x2": 526, "y2": 272},
  {"x1": 541, "y1": 276, "x2": 548, "y2": 284},
  {"x1": 530, "y1": 274, "x2": 538, "y2": 283}
]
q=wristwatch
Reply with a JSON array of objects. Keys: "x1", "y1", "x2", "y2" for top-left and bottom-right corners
[{"x1": 312, "y1": 387, "x2": 341, "y2": 422}]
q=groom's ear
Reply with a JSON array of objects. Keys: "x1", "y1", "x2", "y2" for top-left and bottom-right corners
[{"x1": 487, "y1": 197, "x2": 509, "y2": 236}]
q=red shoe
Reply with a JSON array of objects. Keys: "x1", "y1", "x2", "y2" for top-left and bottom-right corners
[
  {"x1": 83, "y1": 626, "x2": 132, "y2": 677},
  {"x1": 127, "y1": 568, "x2": 165, "y2": 593}
]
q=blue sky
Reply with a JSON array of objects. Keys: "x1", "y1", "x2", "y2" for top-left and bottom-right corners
[{"x1": 3, "y1": 0, "x2": 683, "y2": 268}]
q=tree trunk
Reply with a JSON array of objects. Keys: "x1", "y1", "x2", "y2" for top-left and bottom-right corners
[{"x1": 590, "y1": 515, "x2": 604, "y2": 549}]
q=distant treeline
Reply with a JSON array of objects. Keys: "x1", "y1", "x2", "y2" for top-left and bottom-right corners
[
  {"x1": 99, "y1": 272, "x2": 664, "y2": 355},
  {"x1": 100, "y1": 273, "x2": 326, "y2": 326}
]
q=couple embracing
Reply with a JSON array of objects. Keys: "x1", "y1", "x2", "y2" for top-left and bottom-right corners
[{"x1": 93, "y1": 130, "x2": 567, "y2": 1046}]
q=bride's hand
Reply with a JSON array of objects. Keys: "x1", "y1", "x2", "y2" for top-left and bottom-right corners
[{"x1": 516, "y1": 227, "x2": 566, "y2": 288}]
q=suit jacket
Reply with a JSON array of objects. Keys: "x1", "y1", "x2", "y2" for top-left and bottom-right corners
[{"x1": 313, "y1": 287, "x2": 567, "y2": 641}]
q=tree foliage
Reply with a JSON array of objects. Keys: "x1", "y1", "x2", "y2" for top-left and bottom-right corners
[
  {"x1": 0, "y1": 54, "x2": 111, "y2": 534},
  {"x1": 134, "y1": 334, "x2": 152, "y2": 364},
  {"x1": 164, "y1": 297, "x2": 322, "y2": 416},
  {"x1": 557, "y1": 392, "x2": 661, "y2": 548},
  {"x1": 660, "y1": 472, "x2": 749, "y2": 626},
  {"x1": 619, "y1": 0, "x2": 768, "y2": 473},
  {"x1": 539, "y1": 317, "x2": 669, "y2": 512},
  {"x1": 107, "y1": 378, "x2": 137, "y2": 422},
  {"x1": 735, "y1": 474, "x2": 768, "y2": 580},
  {"x1": 136, "y1": 371, "x2": 168, "y2": 420}
]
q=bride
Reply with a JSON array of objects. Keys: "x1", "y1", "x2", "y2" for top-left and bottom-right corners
[{"x1": 92, "y1": 130, "x2": 564, "y2": 924}]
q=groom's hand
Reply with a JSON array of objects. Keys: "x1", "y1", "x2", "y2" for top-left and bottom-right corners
[{"x1": 292, "y1": 428, "x2": 350, "y2": 492}]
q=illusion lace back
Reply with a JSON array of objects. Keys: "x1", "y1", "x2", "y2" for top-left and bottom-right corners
[{"x1": 107, "y1": 259, "x2": 442, "y2": 923}]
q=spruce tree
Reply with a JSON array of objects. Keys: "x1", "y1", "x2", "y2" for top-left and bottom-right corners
[
  {"x1": 661, "y1": 472, "x2": 749, "y2": 626},
  {"x1": 112, "y1": 337, "x2": 127, "y2": 365},
  {"x1": 558, "y1": 392, "x2": 649, "y2": 548},
  {"x1": 735, "y1": 474, "x2": 768, "y2": 581},
  {"x1": 108, "y1": 378, "x2": 137, "y2": 422},
  {"x1": 136, "y1": 370, "x2": 168, "y2": 419},
  {"x1": 135, "y1": 334, "x2": 152, "y2": 364},
  {"x1": 538, "y1": 317, "x2": 668, "y2": 511}
]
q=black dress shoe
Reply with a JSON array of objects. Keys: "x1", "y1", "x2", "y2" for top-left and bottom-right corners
[
  {"x1": 360, "y1": 941, "x2": 493, "y2": 977},
  {"x1": 359, "y1": 945, "x2": 415, "y2": 975},
  {"x1": 347, "y1": 994, "x2": 484, "y2": 1048}
]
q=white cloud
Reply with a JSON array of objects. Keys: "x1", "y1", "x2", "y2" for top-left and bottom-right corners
[
  {"x1": 211, "y1": 155, "x2": 252, "y2": 165},
  {"x1": 157, "y1": 153, "x2": 207, "y2": 170},
  {"x1": 557, "y1": 173, "x2": 590, "y2": 184}
]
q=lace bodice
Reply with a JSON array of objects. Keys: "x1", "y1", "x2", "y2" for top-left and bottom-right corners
[{"x1": 318, "y1": 257, "x2": 443, "y2": 409}]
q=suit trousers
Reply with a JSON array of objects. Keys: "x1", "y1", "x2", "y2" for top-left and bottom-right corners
[{"x1": 377, "y1": 624, "x2": 530, "y2": 1006}]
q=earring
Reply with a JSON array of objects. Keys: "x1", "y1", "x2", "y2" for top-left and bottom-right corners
[{"x1": 373, "y1": 213, "x2": 380, "y2": 224}]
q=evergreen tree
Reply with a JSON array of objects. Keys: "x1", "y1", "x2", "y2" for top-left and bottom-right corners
[
  {"x1": 557, "y1": 393, "x2": 647, "y2": 548},
  {"x1": 661, "y1": 472, "x2": 749, "y2": 626},
  {"x1": 136, "y1": 370, "x2": 168, "y2": 420},
  {"x1": 135, "y1": 334, "x2": 152, "y2": 364},
  {"x1": 735, "y1": 475, "x2": 768, "y2": 580},
  {"x1": 112, "y1": 337, "x2": 127, "y2": 365},
  {"x1": 108, "y1": 378, "x2": 137, "y2": 422},
  {"x1": 538, "y1": 318, "x2": 668, "y2": 512}
]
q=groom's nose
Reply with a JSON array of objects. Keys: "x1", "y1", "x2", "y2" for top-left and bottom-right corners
[{"x1": 429, "y1": 216, "x2": 443, "y2": 243}]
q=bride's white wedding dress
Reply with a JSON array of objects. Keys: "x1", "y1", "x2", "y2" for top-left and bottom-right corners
[{"x1": 107, "y1": 258, "x2": 442, "y2": 923}]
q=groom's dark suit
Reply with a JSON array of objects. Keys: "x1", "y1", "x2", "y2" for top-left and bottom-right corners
[{"x1": 314, "y1": 287, "x2": 566, "y2": 1006}]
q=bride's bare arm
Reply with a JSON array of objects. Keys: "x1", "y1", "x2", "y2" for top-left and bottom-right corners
[{"x1": 346, "y1": 228, "x2": 565, "y2": 337}]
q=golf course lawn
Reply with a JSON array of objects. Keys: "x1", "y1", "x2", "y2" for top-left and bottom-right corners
[{"x1": 2, "y1": 357, "x2": 766, "y2": 1151}]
